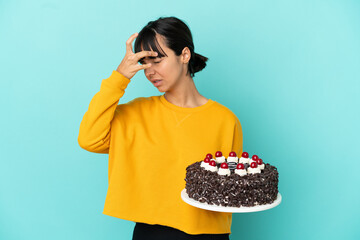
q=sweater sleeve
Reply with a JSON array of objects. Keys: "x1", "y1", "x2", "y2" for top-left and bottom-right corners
[
  {"x1": 78, "y1": 70, "x2": 131, "y2": 153},
  {"x1": 232, "y1": 116, "x2": 243, "y2": 156}
]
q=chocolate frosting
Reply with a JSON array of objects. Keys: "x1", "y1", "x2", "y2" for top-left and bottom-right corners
[{"x1": 185, "y1": 161, "x2": 279, "y2": 207}]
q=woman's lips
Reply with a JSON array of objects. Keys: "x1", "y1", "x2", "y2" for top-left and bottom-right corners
[{"x1": 153, "y1": 80, "x2": 162, "y2": 87}]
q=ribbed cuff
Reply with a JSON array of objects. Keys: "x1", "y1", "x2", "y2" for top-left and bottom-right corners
[{"x1": 101, "y1": 70, "x2": 131, "y2": 91}]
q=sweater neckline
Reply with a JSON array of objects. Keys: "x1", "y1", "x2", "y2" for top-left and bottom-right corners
[{"x1": 159, "y1": 94, "x2": 215, "y2": 113}]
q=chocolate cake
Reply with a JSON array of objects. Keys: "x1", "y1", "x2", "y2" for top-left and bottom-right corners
[{"x1": 184, "y1": 151, "x2": 279, "y2": 207}]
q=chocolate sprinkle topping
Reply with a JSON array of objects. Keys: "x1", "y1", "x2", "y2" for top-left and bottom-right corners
[{"x1": 185, "y1": 161, "x2": 279, "y2": 207}]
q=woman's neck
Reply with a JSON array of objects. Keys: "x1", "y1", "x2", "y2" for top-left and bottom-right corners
[{"x1": 164, "y1": 77, "x2": 208, "y2": 108}]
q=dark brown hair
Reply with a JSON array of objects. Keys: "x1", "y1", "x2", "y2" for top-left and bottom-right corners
[{"x1": 134, "y1": 16, "x2": 208, "y2": 78}]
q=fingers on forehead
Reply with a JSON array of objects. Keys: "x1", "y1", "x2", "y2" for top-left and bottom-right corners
[{"x1": 138, "y1": 55, "x2": 158, "y2": 63}]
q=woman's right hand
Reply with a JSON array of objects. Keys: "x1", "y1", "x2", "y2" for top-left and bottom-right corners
[{"x1": 116, "y1": 33, "x2": 158, "y2": 80}]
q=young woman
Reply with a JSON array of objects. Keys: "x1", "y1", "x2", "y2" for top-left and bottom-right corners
[{"x1": 78, "y1": 16, "x2": 242, "y2": 240}]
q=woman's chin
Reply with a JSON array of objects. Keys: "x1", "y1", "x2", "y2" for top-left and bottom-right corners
[{"x1": 156, "y1": 86, "x2": 166, "y2": 92}]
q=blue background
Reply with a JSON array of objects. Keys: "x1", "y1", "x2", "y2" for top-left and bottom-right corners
[{"x1": 1, "y1": 0, "x2": 359, "y2": 239}]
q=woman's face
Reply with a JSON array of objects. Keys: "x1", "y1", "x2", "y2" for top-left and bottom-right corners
[{"x1": 140, "y1": 34, "x2": 190, "y2": 92}]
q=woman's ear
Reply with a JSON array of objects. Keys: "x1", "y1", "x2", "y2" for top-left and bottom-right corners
[{"x1": 181, "y1": 47, "x2": 191, "y2": 64}]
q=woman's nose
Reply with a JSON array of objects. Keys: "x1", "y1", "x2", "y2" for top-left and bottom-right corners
[{"x1": 144, "y1": 66, "x2": 155, "y2": 78}]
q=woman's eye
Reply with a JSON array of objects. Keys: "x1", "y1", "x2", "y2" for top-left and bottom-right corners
[{"x1": 139, "y1": 60, "x2": 161, "y2": 65}]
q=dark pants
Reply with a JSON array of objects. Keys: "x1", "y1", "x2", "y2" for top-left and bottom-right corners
[{"x1": 132, "y1": 222, "x2": 230, "y2": 240}]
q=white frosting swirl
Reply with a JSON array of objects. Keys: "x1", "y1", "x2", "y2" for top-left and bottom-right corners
[
  {"x1": 258, "y1": 163, "x2": 265, "y2": 170},
  {"x1": 247, "y1": 166, "x2": 261, "y2": 174},
  {"x1": 235, "y1": 169, "x2": 247, "y2": 176},
  {"x1": 208, "y1": 164, "x2": 218, "y2": 172},
  {"x1": 227, "y1": 156, "x2": 238, "y2": 163},
  {"x1": 239, "y1": 157, "x2": 250, "y2": 164},
  {"x1": 215, "y1": 156, "x2": 226, "y2": 164},
  {"x1": 218, "y1": 168, "x2": 231, "y2": 176},
  {"x1": 200, "y1": 161, "x2": 207, "y2": 169}
]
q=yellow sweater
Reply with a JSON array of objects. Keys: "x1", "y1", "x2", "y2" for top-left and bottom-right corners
[{"x1": 78, "y1": 70, "x2": 243, "y2": 235}]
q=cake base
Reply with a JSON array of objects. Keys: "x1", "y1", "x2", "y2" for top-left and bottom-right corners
[{"x1": 181, "y1": 189, "x2": 282, "y2": 213}]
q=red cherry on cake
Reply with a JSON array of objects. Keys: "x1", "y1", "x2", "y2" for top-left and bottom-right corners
[
  {"x1": 204, "y1": 157, "x2": 210, "y2": 163},
  {"x1": 220, "y1": 162, "x2": 229, "y2": 169},
  {"x1": 229, "y1": 151, "x2": 237, "y2": 157},
  {"x1": 215, "y1": 151, "x2": 223, "y2": 157},
  {"x1": 256, "y1": 159, "x2": 263, "y2": 165},
  {"x1": 236, "y1": 163, "x2": 245, "y2": 170},
  {"x1": 209, "y1": 160, "x2": 216, "y2": 166},
  {"x1": 252, "y1": 155, "x2": 259, "y2": 160},
  {"x1": 250, "y1": 162, "x2": 258, "y2": 168},
  {"x1": 206, "y1": 153, "x2": 213, "y2": 159},
  {"x1": 241, "y1": 152, "x2": 249, "y2": 158}
]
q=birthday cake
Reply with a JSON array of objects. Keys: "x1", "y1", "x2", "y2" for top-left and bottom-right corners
[{"x1": 184, "y1": 151, "x2": 279, "y2": 207}]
